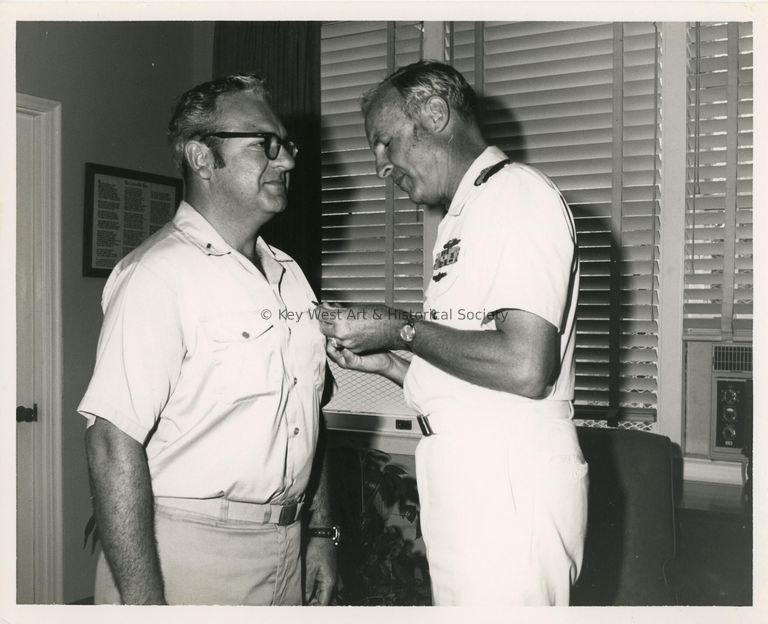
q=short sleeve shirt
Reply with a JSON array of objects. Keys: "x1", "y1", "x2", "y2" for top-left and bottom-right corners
[
  {"x1": 78, "y1": 201, "x2": 326, "y2": 504},
  {"x1": 403, "y1": 147, "x2": 579, "y2": 424}
]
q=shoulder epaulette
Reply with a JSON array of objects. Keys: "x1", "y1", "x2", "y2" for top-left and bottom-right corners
[{"x1": 474, "y1": 158, "x2": 513, "y2": 186}]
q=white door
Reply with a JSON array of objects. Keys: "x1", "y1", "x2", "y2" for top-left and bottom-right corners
[{"x1": 16, "y1": 94, "x2": 64, "y2": 604}]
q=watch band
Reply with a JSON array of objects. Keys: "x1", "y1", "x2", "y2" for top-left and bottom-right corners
[{"x1": 309, "y1": 525, "x2": 341, "y2": 546}]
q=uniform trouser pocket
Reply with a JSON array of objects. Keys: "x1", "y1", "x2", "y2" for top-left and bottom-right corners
[{"x1": 94, "y1": 503, "x2": 302, "y2": 605}]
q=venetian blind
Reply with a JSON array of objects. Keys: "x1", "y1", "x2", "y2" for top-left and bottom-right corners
[
  {"x1": 448, "y1": 22, "x2": 662, "y2": 421},
  {"x1": 684, "y1": 22, "x2": 753, "y2": 340},
  {"x1": 320, "y1": 21, "x2": 424, "y2": 416}
]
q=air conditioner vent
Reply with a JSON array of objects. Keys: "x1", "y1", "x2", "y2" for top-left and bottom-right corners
[
  {"x1": 712, "y1": 344, "x2": 752, "y2": 373},
  {"x1": 712, "y1": 345, "x2": 752, "y2": 373}
]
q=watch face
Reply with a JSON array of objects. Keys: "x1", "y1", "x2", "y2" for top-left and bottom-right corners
[{"x1": 400, "y1": 323, "x2": 416, "y2": 343}]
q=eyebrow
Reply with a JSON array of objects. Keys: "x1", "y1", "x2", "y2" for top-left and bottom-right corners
[{"x1": 205, "y1": 131, "x2": 276, "y2": 138}]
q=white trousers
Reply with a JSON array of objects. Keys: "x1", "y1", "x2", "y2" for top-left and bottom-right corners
[
  {"x1": 415, "y1": 417, "x2": 588, "y2": 606},
  {"x1": 94, "y1": 500, "x2": 303, "y2": 605}
]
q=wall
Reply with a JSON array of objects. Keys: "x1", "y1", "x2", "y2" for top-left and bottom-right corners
[{"x1": 16, "y1": 21, "x2": 214, "y2": 602}]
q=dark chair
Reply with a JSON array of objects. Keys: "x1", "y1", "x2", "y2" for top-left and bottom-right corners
[{"x1": 571, "y1": 427, "x2": 677, "y2": 605}]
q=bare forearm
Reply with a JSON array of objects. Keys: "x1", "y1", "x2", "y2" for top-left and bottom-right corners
[
  {"x1": 308, "y1": 445, "x2": 333, "y2": 528},
  {"x1": 409, "y1": 318, "x2": 557, "y2": 398},
  {"x1": 304, "y1": 441, "x2": 338, "y2": 604},
  {"x1": 411, "y1": 322, "x2": 515, "y2": 387},
  {"x1": 86, "y1": 418, "x2": 165, "y2": 604},
  {"x1": 380, "y1": 351, "x2": 410, "y2": 386},
  {"x1": 320, "y1": 304, "x2": 557, "y2": 397}
]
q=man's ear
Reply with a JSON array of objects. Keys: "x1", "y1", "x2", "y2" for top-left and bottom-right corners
[
  {"x1": 183, "y1": 141, "x2": 214, "y2": 180},
  {"x1": 419, "y1": 96, "x2": 450, "y2": 134}
]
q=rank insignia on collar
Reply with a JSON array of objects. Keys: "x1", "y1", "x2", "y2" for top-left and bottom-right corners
[
  {"x1": 433, "y1": 271, "x2": 447, "y2": 282},
  {"x1": 474, "y1": 158, "x2": 513, "y2": 186},
  {"x1": 433, "y1": 238, "x2": 461, "y2": 273}
]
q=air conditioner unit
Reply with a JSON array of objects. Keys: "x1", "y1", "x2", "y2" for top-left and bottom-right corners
[{"x1": 709, "y1": 344, "x2": 752, "y2": 462}]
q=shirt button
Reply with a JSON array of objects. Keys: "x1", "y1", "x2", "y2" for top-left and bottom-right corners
[
  {"x1": 293, "y1": 427, "x2": 300, "y2": 436},
  {"x1": 293, "y1": 377, "x2": 298, "y2": 385},
  {"x1": 242, "y1": 331, "x2": 250, "y2": 339}
]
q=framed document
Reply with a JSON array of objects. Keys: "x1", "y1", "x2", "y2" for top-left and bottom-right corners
[{"x1": 83, "y1": 162, "x2": 183, "y2": 277}]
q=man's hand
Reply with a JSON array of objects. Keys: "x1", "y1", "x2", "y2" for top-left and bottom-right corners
[
  {"x1": 304, "y1": 536, "x2": 337, "y2": 605},
  {"x1": 326, "y1": 340, "x2": 392, "y2": 374},
  {"x1": 318, "y1": 304, "x2": 408, "y2": 353}
]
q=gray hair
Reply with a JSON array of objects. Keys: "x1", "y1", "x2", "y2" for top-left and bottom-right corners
[
  {"x1": 167, "y1": 73, "x2": 270, "y2": 175},
  {"x1": 361, "y1": 60, "x2": 479, "y2": 123}
]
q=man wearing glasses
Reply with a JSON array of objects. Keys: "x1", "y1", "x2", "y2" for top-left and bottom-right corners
[{"x1": 79, "y1": 74, "x2": 337, "y2": 605}]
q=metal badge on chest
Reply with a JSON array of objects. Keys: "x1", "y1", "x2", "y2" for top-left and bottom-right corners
[{"x1": 432, "y1": 238, "x2": 461, "y2": 282}]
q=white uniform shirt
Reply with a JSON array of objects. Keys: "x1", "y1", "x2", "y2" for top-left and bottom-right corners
[
  {"x1": 78, "y1": 201, "x2": 326, "y2": 504},
  {"x1": 403, "y1": 147, "x2": 580, "y2": 432}
]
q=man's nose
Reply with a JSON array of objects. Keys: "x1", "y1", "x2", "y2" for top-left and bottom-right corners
[
  {"x1": 375, "y1": 156, "x2": 393, "y2": 179},
  {"x1": 272, "y1": 147, "x2": 296, "y2": 171}
]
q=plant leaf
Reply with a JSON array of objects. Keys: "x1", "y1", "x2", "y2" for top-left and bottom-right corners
[
  {"x1": 382, "y1": 463, "x2": 407, "y2": 477},
  {"x1": 402, "y1": 504, "x2": 418, "y2": 523},
  {"x1": 366, "y1": 448, "x2": 391, "y2": 464}
]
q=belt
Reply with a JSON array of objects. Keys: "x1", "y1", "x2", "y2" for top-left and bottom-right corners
[
  {"x1": 417, "y1": 415, "x2": 435, "y2": 436},
  {"x1": 154, "y1": 496, "x2": 304, "y2": 526}
]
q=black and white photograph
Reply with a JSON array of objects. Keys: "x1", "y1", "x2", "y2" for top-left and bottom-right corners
[{"x1": 1, "y1": 1, "x2": 764, "y2": 623}]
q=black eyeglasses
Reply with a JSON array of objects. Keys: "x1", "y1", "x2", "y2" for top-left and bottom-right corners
[{"x1": 202, "y1": 131, "x2": 298, "y2": 160}]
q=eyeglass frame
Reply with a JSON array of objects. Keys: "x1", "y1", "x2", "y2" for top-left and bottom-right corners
[{"x1": 201, "y1": 131, "x2": 298, "y2": 160}]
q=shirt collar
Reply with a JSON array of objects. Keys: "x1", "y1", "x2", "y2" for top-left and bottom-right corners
[
  {"x1": 447, "y1": 146, "x2": 508, "y2": 216},
  {"x1": 173, "y1": 201, "x2": 233, "y2": 256},
  {"x1": 172, "y1": 201, "x2": 293, "y2": 283},
  {"x1": 255, "y1": 238, "x2": 291, "y2": 285}
]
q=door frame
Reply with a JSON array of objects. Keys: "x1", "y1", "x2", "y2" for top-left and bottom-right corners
[{"x1": 16, "y1": 93, "x2": 63, "y2": 604}]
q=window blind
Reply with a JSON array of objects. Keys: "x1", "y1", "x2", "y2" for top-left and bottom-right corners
[
  {"x1": 684, "y1": 22, "x2": 753, "y2": 340},
  {"x1": 320, "y1": 22, "x2": 424, "y2": 416},
  {"x1": 448, "y1": 22, "x2": 662, "y2": 421}
]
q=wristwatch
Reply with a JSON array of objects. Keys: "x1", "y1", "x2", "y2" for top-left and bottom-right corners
[
  {"x1": 399, "y1": 320, "x2": 416, "y2": 345},
  {"x1": 309, "y1": 525, "x2": 342, "y2": 546}
]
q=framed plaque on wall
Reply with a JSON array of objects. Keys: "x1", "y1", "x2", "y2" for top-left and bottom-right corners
[{"x1": 83, "y1": 162, "x2": 182, "y2": 278}]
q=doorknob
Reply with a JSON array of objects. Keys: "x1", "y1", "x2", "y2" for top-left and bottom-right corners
[{"x1": 16, "y1": 404, "x2": 38, "y2": 422}]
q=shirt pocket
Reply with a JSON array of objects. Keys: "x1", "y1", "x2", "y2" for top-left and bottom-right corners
[
  {"x1": 426, "y1": 260, "x2": 462, "y2": 309},
  {"x1": 428, "y1": 234, "x2": 466, "y2": 298},
  {"x1": 427, "y1": 266, "x2": 472, "y2": 332},
  {"x1": 200, "y1": 311, "x2": 283, "y2": 404}
]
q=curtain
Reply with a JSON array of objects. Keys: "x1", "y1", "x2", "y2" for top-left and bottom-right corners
[{"x1": 213, "y1": 21, "x2": 322, "y2": 292}]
